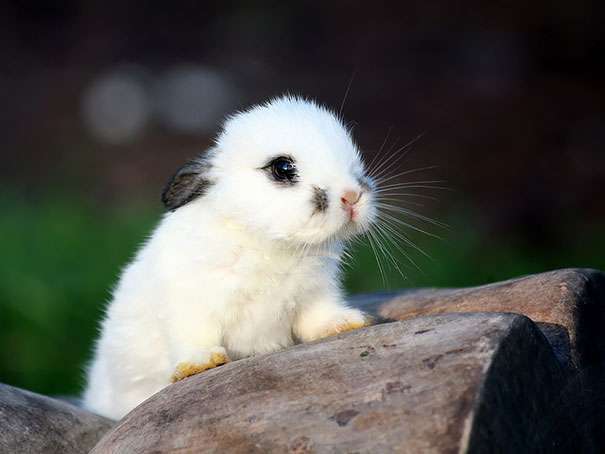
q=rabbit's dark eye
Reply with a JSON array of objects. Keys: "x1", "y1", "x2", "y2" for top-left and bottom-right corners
[{"x1": 264, "y1": 156, "x2": 298, "y2": 184}]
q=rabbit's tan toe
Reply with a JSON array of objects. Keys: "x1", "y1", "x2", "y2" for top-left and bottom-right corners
[{"x1": 171, "y1": 352, "x2": 230, "y2": 382}]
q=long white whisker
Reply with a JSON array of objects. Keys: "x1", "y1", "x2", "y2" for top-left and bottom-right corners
[
  {"x1": 370, "y1": 132, "x2": 426, "y2": 181},
  {"x1": 372, "y1": 224, "x2": 408, "y2": 278},
  {"x1": 374, "y1": 165, "x2": 439, "y2": 186},
  {"x1": 377, "y1": 215, "x2": 434, "y2": 260},
  {"x1": 375, "y1": 196, "x2": 425, "y2": 208},
  {"x1": 377, "y1": 212, "x2": 442, "y2": 243},
  {"x1": 366, "y1": 127, "x2": 392, "y2": 173},
  {"x1": 376, "y1": 203, "x2": 449, "y2": 230},
  {"x1": 368, "y1": 136, "x2": 401, "y2": 178},
  {"x1": 365, "y1": 228, "x2": 387, "y2": 285},
  {"x1": 374, "y1": 183, "x2": 450, "y2": 194},
  {"x1": 369, "y1": 225, "x2": 401, "y2": 280},
  {"x1": 339, "y1": 69, "x2": 357, "y2": 117},
  {"x1": 370, "y1": 134, "x2": 417, "y2": 179},
  {"x1": 376, "y1": 179, "x2": 447, "y2": 189},
  {"x1": 374, "y1": 220, "x2": 424, "y2": 271},
  {"x1": 339, "y1": 243, "x2": 354, "y2": 267},
  {"x1": 376, "y1": 192, "x2": 439, "y2": 201},
  {"x1": 376, "y1": 186, "x2": 451, "y2": 194}
]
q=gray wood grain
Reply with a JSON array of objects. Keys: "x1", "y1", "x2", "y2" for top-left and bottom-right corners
[
  {"x1": 349, "y1": 268, "x2": 605, "y2": 369},
  {"x1": 91, "y1": 313, "x2": 583, "y2": 453},
  {"x1": 0, "y1": 383, "x2": 113, "y2": 454},
  {"x1": 4, "y1": 269, "x2": 603, "y2": 453}
]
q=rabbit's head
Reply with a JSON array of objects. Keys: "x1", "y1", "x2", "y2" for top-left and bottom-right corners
[{"x1": 162, "y1": 96, "x2": 376, "y2": 245}]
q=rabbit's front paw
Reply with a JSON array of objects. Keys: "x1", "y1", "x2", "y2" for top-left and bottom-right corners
[
  {"x1": 171, "y1": 349, "x2": 230, "y2": 382},
  {"x1": 318, "y1": 309, "x2": 372, "y2": 339}
]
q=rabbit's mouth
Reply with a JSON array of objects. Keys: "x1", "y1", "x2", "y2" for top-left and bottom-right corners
[
  {"x1": 344, "y1": 198, "x2": 376, "y2": 233},
  {"x1": 336, "y1": 212, "x2": 373, "y2": 240}
]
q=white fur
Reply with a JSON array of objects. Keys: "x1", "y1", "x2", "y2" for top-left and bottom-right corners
[{"x1": 82, "y1": 96, "x2": 377, "y2": 419}]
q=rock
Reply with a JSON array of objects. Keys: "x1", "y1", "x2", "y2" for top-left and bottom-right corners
[
  {"x1": 0, "y1": 383, "x2": 113, "y2": 454},
  {"x1": 350, "y1": 268, "x2": 605, "y2": 369},
  {"x1": 91, "y1": 313, "x2": 589, "y2": 453}
]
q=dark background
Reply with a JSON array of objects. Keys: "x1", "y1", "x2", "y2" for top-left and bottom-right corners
[{"x1": 1, "y1": 1, "x2": 603, "y2": 396}]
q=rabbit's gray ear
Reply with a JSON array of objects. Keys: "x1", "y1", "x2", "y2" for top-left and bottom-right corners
[{"x1": 162, "y1": 157, "x2": 213, "y2": 211}]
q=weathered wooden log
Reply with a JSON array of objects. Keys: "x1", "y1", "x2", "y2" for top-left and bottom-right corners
[
  {"x1": 91, "y1": 313, "x2": 590, "y2": 453},
  {"x1": 350, "y1": 268, "x2": 605, "y2": 369},
  {"x1": 0, "y1": 383, "x2": 113, "y2": 454}
]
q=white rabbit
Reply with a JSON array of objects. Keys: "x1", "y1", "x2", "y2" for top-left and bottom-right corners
[{"x1": 83, "y1": 96, "x2": 377, "y2": 419}]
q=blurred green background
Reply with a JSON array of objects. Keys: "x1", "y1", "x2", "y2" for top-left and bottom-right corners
[
  {"x1": 1, "y1": 1, "x2": 604, "y2": 397},
  {"x1": 1, "y1": 193, "x2": 602, "y2": 396}
]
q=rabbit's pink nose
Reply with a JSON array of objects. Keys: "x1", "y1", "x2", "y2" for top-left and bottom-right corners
[{"x1": 341, "y1": 190, "x2": 361, "y2": 206}]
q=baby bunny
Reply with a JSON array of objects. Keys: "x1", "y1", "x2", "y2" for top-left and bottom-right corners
[{"x1": 83, "y1": 96, "x2": 377, "y2": 419}]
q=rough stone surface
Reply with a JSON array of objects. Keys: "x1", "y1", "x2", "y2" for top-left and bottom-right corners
[
  {"x1": 0, "y1": 383, "x2": 113, "y2": 454},
  {"x1": 91, "y1": 313, "x2": 582, "y2": 453},
  {"x1": 350, "y1": 268, "x2": 605, "y2": 369}
]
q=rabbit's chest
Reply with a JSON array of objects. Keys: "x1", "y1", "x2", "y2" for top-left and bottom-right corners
[
  {"x1": 217, "y1": 246, "x2": 314, "y2": 295},
  {"x1": 219, "y1": 253, "x2": 318, "y2": 357}
]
